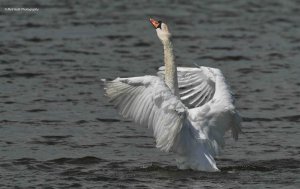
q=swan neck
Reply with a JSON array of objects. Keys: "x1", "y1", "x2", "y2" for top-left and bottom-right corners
[{"x1": 163, "y1": 39, "x2": 179, "y2": 97}]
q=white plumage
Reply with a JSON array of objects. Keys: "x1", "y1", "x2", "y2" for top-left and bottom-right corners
[{"x1": 104, "y1": 19, "x2": 242, "y2": 172}]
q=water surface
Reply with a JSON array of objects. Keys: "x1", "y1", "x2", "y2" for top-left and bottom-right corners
[{"x1": 0, "y1": 0, "x2": 299, "y2": 188}]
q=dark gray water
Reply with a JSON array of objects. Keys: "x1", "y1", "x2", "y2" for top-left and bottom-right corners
[{"x1": 1, "y1": 0, "x2": 299, "y2": 188}]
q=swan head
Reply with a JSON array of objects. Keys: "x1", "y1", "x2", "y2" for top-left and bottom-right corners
[{"x1": 150, "y1": 18, "x2": 171, "y2": 42}]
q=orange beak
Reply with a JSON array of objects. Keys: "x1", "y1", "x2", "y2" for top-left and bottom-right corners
[{"x1": 150, "y1": 18, "x2": 161, "y2": 29}]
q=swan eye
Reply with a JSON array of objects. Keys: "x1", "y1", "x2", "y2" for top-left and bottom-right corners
[{"x1": 157, "y1": 21, "x2": 162, "y2": 29}]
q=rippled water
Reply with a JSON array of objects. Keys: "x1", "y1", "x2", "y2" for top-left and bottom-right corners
[{"x1": 1, "y1": 0, "x2": 299, "y2": 188}]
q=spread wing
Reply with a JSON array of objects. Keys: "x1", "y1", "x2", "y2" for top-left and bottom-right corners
[
  {"x1": 104, "y1": 76, "x2": 186, "y2": 152},
  {"x1": 158, "y1": 66, "x2": 216, "y2": 109},
  {"x1": 158, "y1": 66, "x2": 242, "y2": 156},
  {"x1": 104, "y1": 70, "x2": 242, "y2": 172}
]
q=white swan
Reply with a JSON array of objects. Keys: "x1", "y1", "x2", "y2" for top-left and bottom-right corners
[{"x1": 104, "y1": 18, "x2": 242, "y2": 172}]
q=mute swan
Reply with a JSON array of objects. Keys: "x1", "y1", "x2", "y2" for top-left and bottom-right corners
[{"x1": 104, "y1": 18, "x2": 242, "y2": 172}]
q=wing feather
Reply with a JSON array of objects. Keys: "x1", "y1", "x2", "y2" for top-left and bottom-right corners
[
  {"x1": 104, "y1": 76, "x2": 186, "y2": 152},
  {"x1": 158, "y1": 66, "x2": 216, "y2": 108}
]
